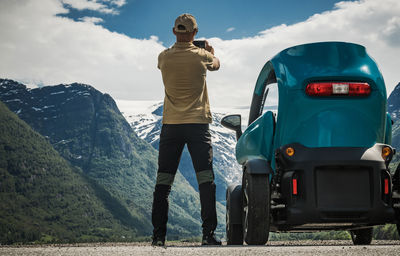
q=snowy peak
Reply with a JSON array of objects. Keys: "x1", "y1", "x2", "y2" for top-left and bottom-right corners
[{"x1": 118, "y1": 100, "x2": 163, "y2": 145}]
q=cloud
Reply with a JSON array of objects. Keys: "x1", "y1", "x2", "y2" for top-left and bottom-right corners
[
  {"x1": 0, "y1": 0, "x2": 165, "y2": 101},
  {"x1": 382, "y1": 17, "x2": 400, "y2": 46},
  {"x1": 61, "y1": 0, "x2": 126, "y2": 14},
  {"x1": 79, "y1": 16, "x2": 104, "y2": 24},
  {"x1": 0, "y1": 0, "x2": 399, "y2": 110},
  {"x1": 109, "y1": 0, "x2": 126, "y2": 7},
  {"x1": 226, "y1": 27, "x2": 235, "y2": 32}
]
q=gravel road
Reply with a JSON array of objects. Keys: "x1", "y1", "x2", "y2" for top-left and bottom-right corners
[{"x1": 1, "y1": 240, "x2": 400, "y2": 256}]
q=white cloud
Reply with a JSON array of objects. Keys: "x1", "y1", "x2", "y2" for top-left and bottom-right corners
[
  {"x1": 0, "y1": 0, "x2": 399, "y2": 111},
  {"x1": 226, "y1": 27, "x2": 235, "y2": 32},
  {"x1": 61, "y1": 0, "x2": 125, "y2": 14},
  {"x1": 110, "y1": 0, "x2": 126, "y2": 7},
  {"x1": 0, "y1": 0, "x2": 165, "y2": 101},
  {"x1": 382, "y1": 16, "x2": 400, "y2": 46},
  {"x1": 79, "y1": 16, "x2": 104, "y2": 24}
]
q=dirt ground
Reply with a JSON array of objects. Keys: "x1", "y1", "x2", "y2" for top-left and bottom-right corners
[{"x1": 1, "y1": 240, "x2": 400, "y2": 256}]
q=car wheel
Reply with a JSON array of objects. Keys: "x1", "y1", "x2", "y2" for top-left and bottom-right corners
[
  {"x1": 242, "y1": 171, "x2": 270, "y2": 245},
  {"x1": 226, "y1": 185, "x2": 243, "y2": 245},
  {"x1": 350, "y1": 227, "x2": 373, "y2": 245}
]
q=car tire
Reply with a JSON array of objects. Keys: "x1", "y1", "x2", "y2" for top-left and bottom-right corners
[
  {"x1": 242, "y1": 171, "x2": 270, "y2": 245},
  {"x1": 350, "y1": 227, "x2": 373, "y2": 245},
  {"x1": 226, "y1": 185, "x2": 243, "y2": 245}
]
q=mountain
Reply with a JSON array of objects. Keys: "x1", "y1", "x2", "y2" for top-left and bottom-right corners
[
  {"x1": 388, "y1": 82, "x2": 400, "y2": 123},
  {"x1": 393, "y1": 121, "x2": 399, "y2": 153},
  {"x1": 0, "y1": 101, "x2": 138, "y2": 244},
  {"x1": 0, "y1": 79, "x2": 224, "y2": 241},
  {"x1": 388, "y1": 83, "x2": 400, "y2": 165},
  {"x1": 388, "y1": 83, "x2": 400, "y2": 147},
  {"x1": 118, "y1": 100, "x2": 243, "y2": 204}
]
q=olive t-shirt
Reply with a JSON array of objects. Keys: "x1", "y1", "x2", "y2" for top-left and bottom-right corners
[{"x1": 158, "y1": 42, "x2": 217, "y2": 124}]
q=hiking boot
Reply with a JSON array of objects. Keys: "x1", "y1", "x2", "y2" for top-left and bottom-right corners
[
  {"x1": 151, "y1": 236, "x2": 165, "y2": 247},
  {"x1": 202, "y1": 232, "x2": 222, "y2": 246}
]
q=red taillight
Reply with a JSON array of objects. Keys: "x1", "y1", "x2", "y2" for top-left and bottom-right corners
[
  {"x1": 348, "y1": 83, "x2": 371, "y2": 96},
  {"x1": 384, "y1": 178, "x2": 389, "y2": 195},
  {"x1": 306, "y1": 82, "x2": 370, "y2": 96},
  {"x1": 292, "y1": 178, "x2": 298, "y2": 195},
  {"x1": 306, "y1": 83, "x2": 332, "y2": 96}
]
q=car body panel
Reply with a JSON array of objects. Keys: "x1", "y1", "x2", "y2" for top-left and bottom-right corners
[{"x1": 236, "y1": 111, "x2": 274, "y2": 164}]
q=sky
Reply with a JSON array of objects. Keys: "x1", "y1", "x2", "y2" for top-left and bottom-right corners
[
  {"x1": 59, "y1": 0, "x2": 342, "y2": 46},
  {"x1": 1, "y1": 0, "x2": 400, "y2": 109}
]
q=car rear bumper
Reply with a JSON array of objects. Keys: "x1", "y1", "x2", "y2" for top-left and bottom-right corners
[{"x1": 272, "y1": 143, "x2": 396, "y2": 231}]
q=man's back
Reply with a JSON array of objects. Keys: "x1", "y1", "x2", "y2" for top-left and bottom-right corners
[{"x1": 158, "y1": 42, "x2": 218, "y2": 124}]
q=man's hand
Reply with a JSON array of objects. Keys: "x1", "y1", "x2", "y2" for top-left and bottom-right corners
[{"x1": 205, "y1": 40, "x2": 214, "y2": 55}]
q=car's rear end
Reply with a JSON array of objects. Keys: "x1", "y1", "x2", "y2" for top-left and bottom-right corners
[
  {"x1": 269, "y1": 42, "x2": 397, "y2": 231},
  {"x1": 274, "y1": 143, "x2": 394, "y2": 231}
]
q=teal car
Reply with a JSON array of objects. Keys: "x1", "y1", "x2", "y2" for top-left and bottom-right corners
[{"x1": 222, "y1": 42, "x2": 400, "y2": 245}]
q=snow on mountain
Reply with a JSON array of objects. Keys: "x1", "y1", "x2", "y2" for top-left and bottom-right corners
[
  {"x1": 117, "y1": 100, "x2": 163, "y2": 144},
  {"x1": 117, "y1": 100, "x2": 245, "y2": 185}
]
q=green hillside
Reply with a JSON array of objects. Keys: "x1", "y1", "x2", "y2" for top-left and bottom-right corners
[
  {"x1": 0, "y1": 101, "x2": 138, "y2": 244},
  {"x1": 0, "y1": 80, "x2": 225, "y2": 242}
]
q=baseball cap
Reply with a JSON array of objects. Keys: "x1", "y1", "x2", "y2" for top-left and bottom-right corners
[{"x1": 174, "y1": 14, "x2": 198, "y2": 33}]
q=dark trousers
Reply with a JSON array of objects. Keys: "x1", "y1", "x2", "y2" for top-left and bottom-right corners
[{"x1": 151, "y1": 124, "x2": 217, "y2": 239}]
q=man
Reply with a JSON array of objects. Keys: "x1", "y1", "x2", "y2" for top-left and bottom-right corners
[{"x1": 151, "y1": 13, "x2": 221, "y2": 246}]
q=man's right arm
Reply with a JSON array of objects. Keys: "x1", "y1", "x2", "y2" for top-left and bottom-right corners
[
  {"x1": 210, "y1": 56, "x2": 220, "y2": 71},
  {"x1": 205, "y1": 41, "x2": 220, "y2": 71}
]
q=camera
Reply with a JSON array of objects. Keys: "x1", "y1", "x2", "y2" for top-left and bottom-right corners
[{"x1": 193, "y1": 40, "x2": 206, "y2": 49}]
